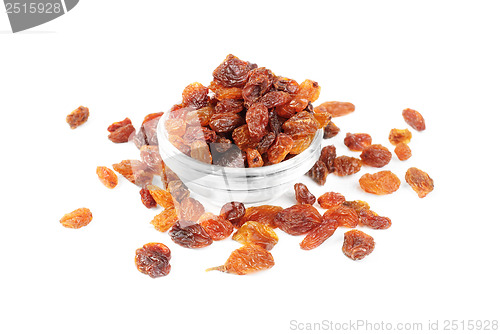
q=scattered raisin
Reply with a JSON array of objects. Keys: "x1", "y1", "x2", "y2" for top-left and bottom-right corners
[
  {"x1": 342, "y1": 229, "x2": 375, "y2": 260},
  {"x1": 358, "y1": 209, "x2": 392, "y2": 229},
  {"x1": 333, "y1": 156, "x2": 362, "y2": 176},
  {"x1": 317, "y1": 192, "x2": 346, "y2": 209},
  {"x1": 360, "y1": 144, "x2": 392, "y2": 168},
  {"x1": 323, "y1": 121, "x2": 340, "y2": 139},
  {"x1": 402, "y1": 108, "x2": 426, "y2": 131},
  {"x1": 107, "y1": 117, "x2": 132, "y2": 132},
  {"x1": 405, "y1": 167, "x2": 434, "y2": 198},
  {"x1": 140, "y1": 187, "x2": 157, "y2": 208},
  {"x1": 394, "y1": 143, "x2": 412, "y2": 161},
  {"x1": 300, "y1": 221, "x2": 338, "y2": 250},
  {"x1": 179, "y1": 197, "x2": 205, "y2": 222},
  {"x1": 169, "y1": 222, "x2": 213, "y2": 249},
  {"x1": 135, "y1": 243, "x2": 171, "y2": 278},
  {"x1": 239, "y1": 205, "x2": 283, "y2": 229},
  {"x1": 206, "y1": 244, "x2": 274, "y2": 275},
  {"x1": 232, "y1": 221, "x2": 279, "y2": 251},
  {"x1": 66, "y1": 106, "x2": 89, "y2": 129},
  {"x1": 112, "y1": 160, "x2": 153, "y2": 187},
  {"x1": 146, "y1": 185, "x2": 175, "y2": 208},
  {"x1": 308, "y1": 160, "x2": 328, "y2": 185},
  {"x1": 388, "y1": 128, "x2": 412, "y2": 145},
  {"x1": 294, "y1": 183, "x2": 316, "y2": 205},
  {"x1": 359, "y1": 171, "x2": 401, "y2": 195},
  {"x1": 96, "y1": 166, "x2": 118, "y2": 189},
  {"x1": 182, "y1": 82, "x2": 209, "y2": 108},
  {"x1": 323, "y1": 206, "x2": 358, "y2": 228},
  {"x1": 150, "y1": 208, "x2": 178, "y2": 232},
  {"x1": 314, "y1": 101, "x2": 355, "y2": 117},
  {"x1": 319, "y1": 145, "x2": 337, "y2": 173},
  {"x1": 140, "y1": 145, "x2": 163, "y2": 174},
  {"x1": 220, "y1": 201, "x2": 246, "y2": 227},
  {"x1": 198, "y1": 213, "x2": 233, "y2": 241},
  {"x1": 344, "y1": 133, "x2": 372, "y2": 151},
  {"x1": 212, "y1": 54, "x2": 257, "y2": 88},
  {"x1": 274, "y1": 204, "x2": 322, "y2": 235},
  {"x1": 60, "y1": 208, "x2": 93, "y2": 229},
  {"x1": 342, "y1": 200, "x2": 370, "y2": 214},
  {"x1": 312, "y1": 111, "x2": 332, "y2": 129}
]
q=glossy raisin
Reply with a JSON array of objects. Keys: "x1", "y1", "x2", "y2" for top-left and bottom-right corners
[
  {"x1": 208, "y1": 81, "x2": 243, "y2": 100},
  {"x1": 274, "y1": 204, "x2": 322, "y2": 236},
  {"x1": 239, "y1": 205, "x2": 283, "y2": 229},
  {"x1": 179, "y1": 197, "x2": 205, "y2": 222},
  {"x1": 169, "y1": 222, "x2": 213, "y2": 248},
  {"x1": 150, "y1": 208, "x2": 178, "y2": 232},
  {"x1": 215, "y1": 99, "x2": 244, "y2": 114},
  {"x1": 259, "y1": 91, "x2": 292, "y2": 108},
  {"x1": 182, "y1": 82, "x2": 209, "y2": 108},
  {"x1": 135, "y1": 243, "x2": 171, "y2": 278},
  {"x1": 96, "y1": 166, "x2": 118, "y2": 189},
  {"x1": 323, "y1": 121, "x2": 340, "y2": 139},
  {"x1": 342, "y1": 229, "x2": 375, "y2": 260},
  {"x1": 60, "y1": 208, "x2": 93, "y2": 229},
  {"x1": 209, "y1": 112, "x2": 245, "y2": 133},
  {"x1": 66, "y1": 106, "x2": 89, "y2": 129},
  {"x1": 190, "y1": 140, "x2": 213, "y2": 164},
  {"x1": 220, "y1": 201, "x2": 246, "y2": 227},
  {"x1": 212, "y1": 54, "x2": 257, "y2": 87},
  {"x1": 394, "y1": 143, "x2": 412, "y2": 161},
  {"x1": 232, "y1": 221, "x2": 279, "y2": 251},
  {"x1": 358, "y1": 209, "x2": 392, "y2": 229},
  {"x1": 405, "y1": 167, "x2": 434, "y2": 198},
  {"x1": 267, "y1": 133, "x2": 294, "y2": 164},
  {"x1": 198, "y1": 213, "x2": 233, "y2": 241},
  {"x1": 112, "y1": 160, "x2": 153, "y2": 187},
  {"x1": 185, "y1": 107, "x2": 214, "y2": 127},
  {"x1": 323, "y1": 206, "x2": 358, "y2": 228},
  {"x1": 107, "y1": 117, "x2": 132, "y2": 132},
  {"x1": 319, "y1": 145, "x2": 337, "y2": 173},
  {"x1": 294, "y1": 183, "x2": 316, "y2": 205},
  {"x1": 360, "y1": 144, "x2": 392, "y2": 168},
  {"x1": 317, "y1": 192, "x2": 346, "y2": 209},
  {"x1": 314, "y1": 101, "x2": 355, "y2": 117},
  {"x1": 140, "y1": 187, "x2": 157, "y2": 208},
  {"x1": 282, "y1": 111, "x2": 320, "y2": 137},
  {"x1": 344, "y1": 133, "x2": 372, "y2": 151},
  {"x1": 300, "y1": 221, "x2": 338, "y2": 250},
  {"x1": 242, "y1": 67, "x2": 274, "y2": 107},
  {"x1": 359, "y1": 171, "x2": 401, "y2": 195},
  {"x1": 388, "y1": 128, "x2": 412, "y2": 145},
  {"x1": 167, "y1": 180, "x2": 190, "y2": 202},
  {"x1": 246, "y1": 148, "x2": 264, "y2": 167},
  {"x1": 290, "y1": 134, "x2": 314, "y2": 155},
  {"x1": 308, "y1": 160, "x2": 328, "y2": 185},
  {"x1": 256, "y1": 131, "x2": 276, "y2": 155},
  {"x1": 108, "y1": 123, "x2": 135, "y2": 143},
  {"x1": 312, "y1": 110, "x2": 332, "y2": 128},
  {"x1": 206, "y1": 244, "x2": 274, "y2": 275},
  {"x1": 402, "y1": 108, "x2": 426, "y2": 131},
  {"x1": 273, "y1": 76, "x2": 299, "y2": 94},
  {"x1": 146, "y1": 185, "x2": 175, "y2": 208},
  {"x1": 333, "y1": 156, "x2": 362, "y2": 176},
  {"x1": 246, "y1": 102, "x2": 269, "y2": 142}
]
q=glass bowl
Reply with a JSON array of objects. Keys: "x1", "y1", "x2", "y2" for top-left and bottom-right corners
[{"x1": 157, "y1": 113, "x2": 322, "y2": 205}]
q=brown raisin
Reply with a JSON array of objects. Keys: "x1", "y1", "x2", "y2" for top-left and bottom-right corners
[
  {"x1": 112, "y1": 160, "x2": 153, "y2": 187},
  {"x1": 267, "y1": 133, "x2": 294, "y2": 164},
  {"x1": 294, "y1": 183, "x2": 316, "y2": 205},
  {"x1": 239, "y1": 205, "x2": 283, "y2": 229},
  {"x1": 323, "y1": 121, "x2": 340, "y2": 139},
  {"x1": 108, "y1": 123, "x2": 136, "y2": 143},
  {"x1": 169, "y1": 222, "x2": 213, "y2": 249},
  {"x1": 312, "y1": 110, "x2": 332, "y2": 128},
  {"x1": 359, "y1": 171, "x2": 401, "y2": 195},
  {"x1": 394, "y1": 143, "x2": 412, "y2": 161},
  {"x1": 232, "y1": 221, "x2": 279, "y2": 251},
  {"x1": 215, "y1": 99, "x2": 244, "y2": 114},
  {"x1": 405, "y1": 167, "x2": 434, "y2": 198},
  {"x1": 150, "y1": 208, "x2": 178, "y2": 232},
  {"x1": 185, "y1": 107, "x2": 214, "y2": 127},
  {"x1": 342, "y1": 200, "x2": 370, "y2": 214},
  {"x1": 256, "y1": 131, "x2": 276, "y2": 154},
  {"x1": 135, "y1": 243, "x2": 171, "y2": 278},
  {"x1": 66, "y1": 106, "x2": 89, "y2": 129},
  {"x1": 220, "y1": 202, "x2": 246, "y2": 227},
  {"x1": 259, "y1": 91, "x2": 292, "y2": 108},
  {"x1": 167, "y1": 180, "x2": 190, "y2": 202},
  {"x1": 107, "y1": 117, "x2": 132, "y2": 132},
  {"x1": 140, "y1": 187, "x2": 157, "y2": 209},
  {"x1": 208, "y1": 81, "x2": 243, "y2": 100},
  {"x1": 317, "y1": 192, "x2": 346, "y2": 209},
  {"x1": 360, "y1": 144, "x2": 392, "y2": 168},
  {"x1": 211, "y1": 135, "x2": 233, "y2": 153},
  {"x1": 333, "y1": 156, "x2": 362, "y2": 176},
  {"x1": 319, "y1": 145, "x2": 337, "y2": 173},
  {"x1": 198, "y1": 213, "x2": 233, "y2": 241},
  {"x1": 282, "y1": 111, "x2": 320, "y2": 137},
  {"x1": 96, "y1": 166, "x2": 118, "y2": 189},
  {"x1": 323, "y1": 206, "x2": 358, "y2": 228},
  {"x1": 342, "y1": 229, "x2": 375, "y2": 260},
  {"x1": 246, "y1": 102, "x2": 269, "y2": 142},
  {"x1": 246, "y1": 148, "x2": 264, "y2": 167},
  {"x1": 182, "y1": 82, "x2": 209, "y2": 108},
  {"x1": 242, "y1": 67, "x2": 274, "y2": 107},
  {"x1": 60, "y1": 208, "x2": 93, "y2": 229},
  {"x1": 358, "y1": 209, "x2": 392, "y2": 229},
  {"x1": 344, "y1": 133, "x2": 372, "y2": 151},
  {"x1": 388, "y1": 128, "x2": 412, "y2": 145},
  {"x1": 402, "y1": 108, "x2": 426, "y2": 131},
  {"x1": 308, "y1": 160, "x2": 328, "y2": 185},
  {"x1": 209, "y1": 112, "x2": 245, "y2": 133},
  {"x1": 273, "y1": 76, "x2": 299, "y2": 94},
  {"x1": 274, "y1": 204, "x2": 322, "y2": 236},
  {"x1": 179, "y1": 197, "x2": 205, "y2": 222},
  {"x1": 232, "y1": 124, "x2": 257, "y2": 151},
  {"x1": 212, "y1": 146, "x2": 245, "y2": 168},
  {"x1": 146, "y1": 185, "x2": 175, "y2": 208},
  {"x1": 290, "y1": 134, "x2": 314, "y2": 155},
  {"x1": 190, "y1": 140, "x2": 213, "y2": 164},
  {"x1": 212, "y1": 54, "x2": 257, "y2": 88},
  {"x1": 314, "y1": 101, "x2": 355, "y2": 117},
  {"x1": 206, "y1": 244, "x2": 274, "y2": 275},
  {"x1": 300, "y1": 221, "x2": 338, "y2": 250}
]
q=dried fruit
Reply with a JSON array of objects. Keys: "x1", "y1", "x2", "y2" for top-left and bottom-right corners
[
  {"x1": 282, "y1": 111, "x2": 320, "y2": 137},
  {"x1": 358, "y1": 209, "x2": 392, "y2": 229},
  {"x1": 308, "y1": 160, "x2": 328, "y2": 185},
  {"x1": 342, "y1": 229, "x2": 375, "y2": 260},
  {"x1": 405, "y1": 167, "x2": 434, "y2": 198},
  {"x1": 319, "y1": 145, "x2": 337, "y2": 173},
  {"x1": 169, "y1": 222, "x2": 213, "y2": 248},
  {"x1": 60, "y1": 208, "x2": 93, "y2": 229},
  {"x1": 179, "y1": 197, "x2": 205, "y2": 222},
  {"x1": 323, "y1": 206, "x2": 358, "y2": 228},
  {"x1": 215, "y1": 99, "x2": 244, "y2": 114},
  {"x1": 140, "y1": 187, "x2": 157, "y2": 209},
  {"x1": 300, "y1": 221, "x2": 338, "y2": 250},
  {"x1": 402, "y1": 108, "x2": 425, "y2": 131},
  {"x1": 112, "y1": 160, "x2": 153, "y2": 187},
  {"x1": 246, "y1": 102, "x2": 269, "y2": 142},
  {"x1": 239, "y1": 205, "x2": 282, "y2": 229},
  {"x1": 342, "y1": 200, "x2": 370, "y2": 214},
  {"x1": 190, "y1": 140, "x2": 213, "y2": 164},
  {"x1": 344, "y1": 133, "x2": 372, "y2": 151},
  {"x1": 206, "y1": 244, "x2": 274, "y2": 275},
  {"x1": 146, "y1": 185, "x2": 175, "y2": 208},
  {"x1": 294, "y1": 183, "x2": 316, "y2": 205},
  {"x1": 212, "y1": 54, "x2": 257, "y2": 88},
  {"x1": 150, "y1": 208, "x2": 178, "y2": 232},
  {"x1": 323, "y1": 121, "x2": 340, "y2": 139},
  {"x1": 360, "y1": 144, "x2": 392, "y2": 168},
  {"x1": 232, "y1": 221, "x2": 279, "y2": 250},
  {"x1": 246, "y1": 148, "x2": 264, "y2": 167},
  {"x1": 317, "y1": 192, "x2": 346, "y2": 209},
  {"x1": 135, "y1": 243, "x2": 171, "y2": 278},
  {"x1": 333, "y1": 156, "x2": 362, "y2": 176},
  {"x1": 312, "y1": 110, "x2": 332, "y2": 128},
  {"x1": 107, "y1": 117, "x2": 132, "y2": 132},
  {"x1": 164, "y1": 118, "x2": 187, "y2": 137},
  {"x1": 273, "y1": 76, "x2": 299, "y2": 94},
  {"x1": 388, "y1": 128, "x2": 412, "y2": 145},
  {"x1": 108, "y1": 118, "x2": 136, "y2": 143},
  {"x1": 140, "y1": 145, "x2": 163, "y2": 174},
  {"x1": 220, "y1": 201, "x2": 246, "y2": 227},
  {"x1": 212, "y1": 146, "x2": 245, "y2": 167},
  {"x1": 66, "y1": 106, "x2": 89, "y2": 129},
  {"x1": 96, "y1": 166, "x2": 118, "y2": 189},
  {"x1": 167, "y1": 180, "x2": 190, "y2": 202},
  {"x1": 256, "y1": 131, "x2": 276, "y2": 154},
  {"x1": 182, "y1": 82, "x2": 209, "y2": 108},
  {"x1": 359, "y1": 171, "x2": 401, "y2": 195},
  {"x1": 394, "y1": 143, "x2": 412, "y2": 161},
  {"x1": 274, "y1": 204, "x2": 322, "y2": 235},
  {"x1": 242, "y1": 67, "x2": 274, "y2": 107},
  {"x1": 314, "y1": 101, "x2": 355, "y2": 117},
  {"x1": 260, "y1": 91, "x2": 292, "y2": 108},
  {"x1": 267, "y1": 133, "x2": 294, "y2": 164},
  {"x1": 209, "y1": 112, "x2": 245, "y2": 133},
  {"x1": 290, "y1": 134, "x2": 314, "y2": 155},
  {"x1": 198, "y1": 213, "x2": 233, "y2": 241}
]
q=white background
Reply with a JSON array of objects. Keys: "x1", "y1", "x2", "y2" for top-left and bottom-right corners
[{"x1": 1, "y1": 1, "x2": 499, "y2": 333}]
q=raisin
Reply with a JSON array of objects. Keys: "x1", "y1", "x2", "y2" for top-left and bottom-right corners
[
  {"x1": 405, "y1": 167, "x2": 434, "y2": 198},
  {"x1": 135, "y1": 243, "x2": 171, "y2": 278},
  {"x1": 259, "y1": 91, "x2": 292, "y2": 108},
  {"x1": 297, "y1": 79, "x2": 321, "y2": 102},
  {"x1": 308, "y1": 160, "x2": 328, "y2": 185},
  {"x1": 150, "y1": 208, "x2": 178, "y2": 232},
  {"x1": 140, "y1": 187, "x2": 157, "y2": 208},
  {"x1": 198, "y1": 213, "x2": 233, "y2": 241},
  {"x1": 212, "y1": 135, "x2": 233, "y2": 153},
  {"x1": 256, "y1": 131, "x2": 276, "y2": 154},
  {"x1": 342, "y1": 200, "x2": 370, "y2": 214},
  {"x1": 212, "y1": 146, "x2": 245, "y2": 167},
  {"x1": 112, "y1": 160, "x2": 153, "y2": 187},
  {"x1": 246, "y1": 148, "x2": 264, "y2": 167},
  {"x1": 342, "y1": 229, "x2": 375, "y2": 260},
  {"x1": 185, "y1": 107, "x2": 214, "y2": 127},
  {"x1": 323, "y1": 206, "x2": 358, "y2": 228},
  {"x1": 289, "y1": 134, "x2": 313, "y2": 155},
  {"x1": 220, "y1": 202, "x2": 246, "y2": 227},
  {"x1": 161, "y1": 164, "x2": 180, "y2": 188},
  {"x1": 182, "y1": 82, "x2": 209, "y2": 108},
  {"x1": 206, "y1": 244, "x2": 274, "y2": 275},
  {"x1": 137, "y1": 112, "x2": 163, "y2": 147},
  {"x1": 182, "y1": 126, "x2": 205, "y2": 145},
  {"x1": 282, "y1": 111, "x2": 320, "y2": 137},
  {"x1": 164, "y1": 118, "x2": 187, "y2": 137},
  {"x1": 140, "y1": 145, "x2": 163, "y2": 174},
  {"x1": 60, "y1": 208, "x2": 93, "y2": 229},
  {"x1": 360, "y1": 144, "x2": 392, "y2": 168},
  {"x1": 402, "y1": 108, "x2": 426, "y2": 131},
  {"x1": 232, "y1": 124, "x2": 257, "y2": 151},
  {"x1": 167, "y1": 180, "x2": 190, "y2": 202},
  {"x1": 246, "y1": 102, "x2": 269, "y2": 142},
  {"x1": 169, "y1": 222, "x2": 213, "y2": 248},
  {"x1": 66, "y1": 106, "x2": 89, "y2": 129},
  {"x1": 107, "y1": 117, "x2": 132, "y2": 132},
  {"x1": 267, "y1": 133, "x2": 294, "y2": 164},
  {"x1": 274, "y1": 204, "x2": 322, "y2": 236},
  {"x1": 273, "y1": 76, "x2": 299, "y2": 94},
  {"x1": 108, "y1": 123, "x2": 136, "y2": 143},
  {"x1": 394, "y1": 143, "x2": 412, "y2": 161},
  {"x1": 314, "y1": 101, "x2": 355, "y2": 117},
  {"x1": 294, "y1": 183, "x2": 316, "y2": 205},
  {"x1": 96, "y1": 166, "x2": 118, "y2": 189},
  {"x1": 179, "y1": 197, "x2": 205, "y2": 222},
  {"x1": 344, "y1": 133, "x2": 372, "y2": 151},
  {"x1": 209, "y1": 112, "x2": 245, "y2": 133},
  {"x1": 208, "y1": 81, "x2": 244, "y2": 100},
  {"x1": 168, "y1": 135, "x2": 190, "y2": 155},
  {"x1": 333, "y1": 156, "x2": 362, "y2": 176},
  {"x1": 323, "y1": 121, "x2": 340, "y2": 139},
  {"x1": 239, "y1": 205, "x2": 283, "y2": 229},
  {"x1": 215, "y1": 99, "x2": 244, "y2": 114},
  {"x1": 268, "y1": 108, "x2": 281, "y2": 135},
  {"x1": 190, "y1": 140, "x2": 213, "y2": 164},
  {"x1": 312, "y1": 110, "x2": 332, "y2": 128},
  {"x1": 242, "y1": 67, "x2": 274, "y2": 107},
  {"x1": 388, "y1": 128, "x2": 412, "y2": 145},
  {"x1": 232, "y1": 221, "x2": 279, "y2": 251},
  {"x1": 358, "y1": 209, "x2": 392, "y2": 229},
  {"x1": 275, "y1": 98, "x2": 308, "y2": 119},
  {"x1": 317, "y1": 192, "x2": 346, "y2": 209},
  {"x1": 359, "y1": 171, "x2": 401, "y2": 195},
  {"x1": 300, "y1": 221, "x2": 338, "y2": 250},
  {"x1": 319, "y1": 145, "x2": 337, "y2": 173},
  {"x1": 146, "y1": 185, "x2": 175, "y2": 208},
  {"x1": 212, "y1": 54, "x2": 257, "y2": 88}
]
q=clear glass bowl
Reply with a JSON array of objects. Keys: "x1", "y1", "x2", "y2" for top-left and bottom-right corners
[{"x1": 157, "y1": 113, "x2": 322, "y2": 205}]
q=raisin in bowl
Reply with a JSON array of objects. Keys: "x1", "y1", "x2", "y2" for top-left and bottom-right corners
[{"x1": 157, "y1": 112, "x2": 322, "y2": 205}]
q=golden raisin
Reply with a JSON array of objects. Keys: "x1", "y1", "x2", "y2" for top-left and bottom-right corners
[
  {"x1": 359, "y1": 171, "x2": 401, "y2": 195},
  {"x1": 333, "y1": 156, "x2": 362, "y2": 176},
  {"x1": 342, "y1": 229, "x2": 375, "y2": 260},
  {"x1": 146, "y1": 185, "x2": 175, "y2": 208},
  {"x1": 360, "y1": 144, "x2": 392, "y2": 168},
  {"x1": 344, "y1": 133, "x2": 372, "y2": 151},
  {"x1": 267, "y1": 133, "x2": 294, "y2": 164},
  {"x1": 198, "y1": 213, "x2": 233, "y2": 241},
  {"x1": 232, "y1": 221, "x2": 279, "y2": 251},
  {"x1": 150, "y1": 208, "x2": 178, "y2": 232},
  {"x1": 206, "y1": 244, "x2": 274, "y2": 275},
  {"x1": 112, "y1": 160, "x2": 153, "y2": 187},
  {"x1": 239, "y1": 205, "x2": 283, "y2": 229},
  {"x1": 394, "y1": 143, "x2": 412, "y2": 161},
  {"x1": 388, "y1": 128, "x2": 412, "y2": 145},
  {"x1": 66, "y1": 106, "x2": 89, "y2": 129},
  {"x1": 300, "y1": 221, "x2": 338, "y2": 250},
  {"x1": 323, "y1": 206, "x2": 358, "y2": 228},
  {"x1": 314, "y1": 101, "x2": 355, "y2": 117},
  {"x1": 96, "y1": 166, "x2": 118, "y2": 189},
  {"x1": 60, "y1": 208, "x2": 93, "y2": 229},
  {"x1": 317, "y1": 192, "x2": 346, "y2": 209},
  {"x1": 402, "y1": 108, "x2": 426, "y2": 131},
  {"x1": 405, "y1": 167, "x2": 434, "y2": 198}
]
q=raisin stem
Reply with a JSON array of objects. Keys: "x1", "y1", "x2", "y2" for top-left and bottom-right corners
[{"x1": 205, "y1": 265, "x2": 226, "y2": 272}]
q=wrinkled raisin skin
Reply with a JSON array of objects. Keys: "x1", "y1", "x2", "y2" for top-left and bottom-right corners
[
  {"x1": 294, "y1": 183, "x2": 316, "y2": 205},
  {"x1": 300, "y1": 221, "x2": 338, "y2": 250},
  {"x1": 267, "y1": 133, "x2": 294, "y2": 164},
  {"x1": 198, "y1": 213, "x2": 233, "y2": 241},
  {"x1": 60, "y1": 208, "x2": 93, "y2": 229},
  {"x1": 220, "y1": 201, "x2": 246, "y2": 227},
  {"x1": 344, "y1": 133, "x2": 372, "y2": 151},
  {"x1": 402, "y1": 108, "x2": 426, "y2": 131},
  {"x1": 317, "y1": 192, "x2": 345, "y2": 209},
  {"x1": 135, "y1": 243, "x2": 172, "y2": 278},
  {"x1": 140, "y1": 187, "x2": 157, "y2": 209},
  {"x1": 359, "y1": 171, "x2": 401, "y2": 195},
  {"x1": 388, "y1": 128, "x2": 412, "y2": 145},
  {"x1": 360, "y1": 144, "x2": 392, "y2": 168},
  {"x1": 274, "y1": 204, "x2": 322, "y2": 236},
  {"x1": 319, "y1": 145, "x2": 336, "y2": 173},
  {"x1": 246, "y1": 102, "x2": 269, "y2": 142},
  {"x1": 358, "y1": 209, "x2": 392, "y2": 229},
  {"x1": 213, "y1": 54, "x2": 257, "y2": 88},
  {"x1": 323, "y1": 121, "x2": 340, "y2": 139},
  {"x1": 239, "y1": 205, "x2": 283, "y2": 229},
  {"x1": 308, "y1": 160, "x2": 328, "y2": 185},
  {"x1": 394, "y1": 143, "x2": 412, "y2": 161},
  {"x1": 96, "y1": 166, "x2": 118, "y2": 189},
  {"x1": 169, "y1": 222, "x2": 213, "y2": 249},
  {"x1": 323, "y1": 206, "x2": 358, "y2": 228},
  {"x1": 333, "y1": 156, "x2": 362, "y2": 176},
  {"x1": 405, "y1": 167, "x2": 434, "y2": 198},
  {"x1": 342, "y1": 229, "x2": 375, "y2": 261},
  {"x1": 179, "y1": 197, "x2": 205, "y2": 222},
  {"x1": 206, "y1": 244, "x2": 274, "y2": 275},
  {"x1": 232, "y1": 221, "x2": 279, "y2": 251},
  {"x1": 66, "y1": 106, "x2": 89, "y2": 129}
]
